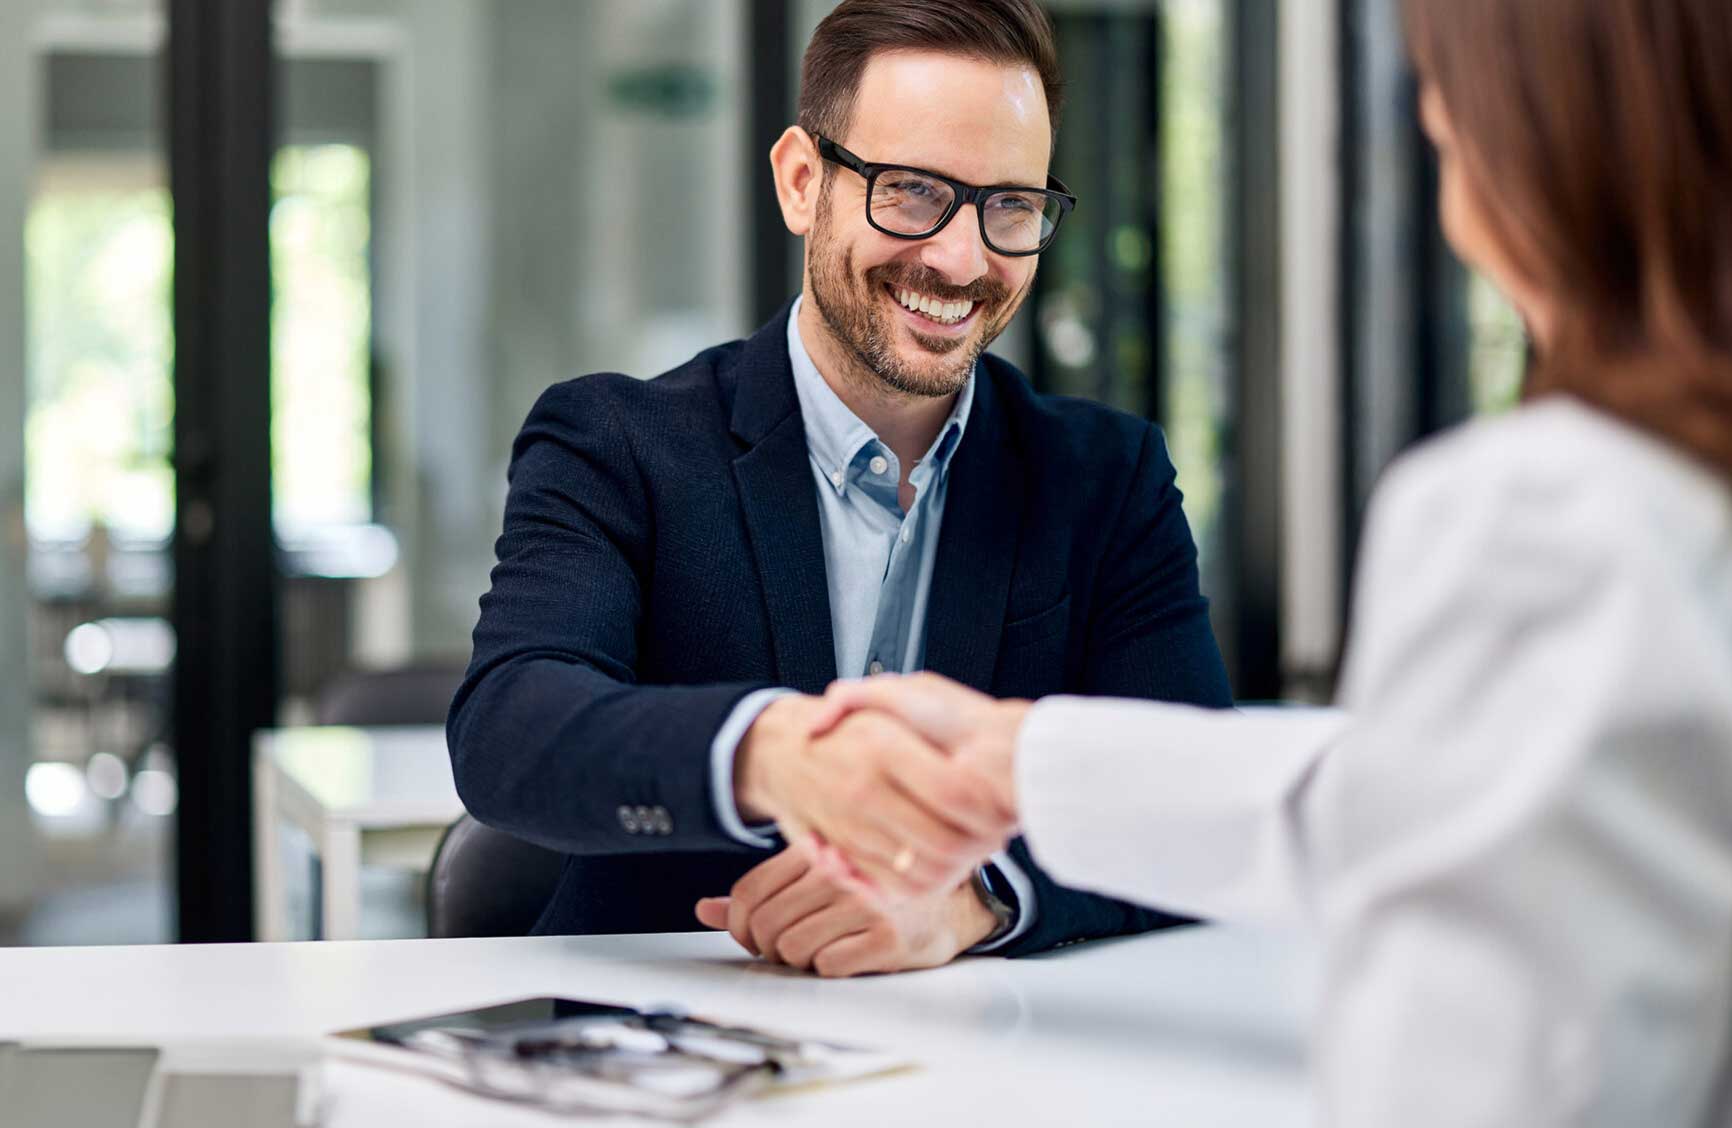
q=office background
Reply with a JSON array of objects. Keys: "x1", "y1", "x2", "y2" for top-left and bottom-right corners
[{"x1": 0, "y1": 0, "x2": 1525, "y2": 947}]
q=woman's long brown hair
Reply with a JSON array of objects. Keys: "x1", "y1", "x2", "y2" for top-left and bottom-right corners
[{"x1": 1404, "y1": 0, "x2": 1732, "y2": 475}]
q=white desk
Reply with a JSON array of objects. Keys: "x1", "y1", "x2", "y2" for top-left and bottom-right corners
[
  {"x1": 0, "y1": 925, "x2": 1316, "y2": 1125},
  {"x1": 253, "y1": 726, "x2": 462, "y2": 942}
]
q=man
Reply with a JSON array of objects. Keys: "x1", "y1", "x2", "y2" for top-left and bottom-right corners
[{"x1": 448, "y1": 0, "x2": 1232, "y2": 977}]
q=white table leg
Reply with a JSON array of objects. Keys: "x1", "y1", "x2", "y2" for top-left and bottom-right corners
[
  {"x1": 319, "y1": 822, "x2": 363, "y2": 941},
  {"x1": 253, "y1": 752, "x2": 289, "y2": 942}
]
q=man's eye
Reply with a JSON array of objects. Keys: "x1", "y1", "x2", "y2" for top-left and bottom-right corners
[{"x1": 881, "y1": 177, "x2": 937, "y2": 199}]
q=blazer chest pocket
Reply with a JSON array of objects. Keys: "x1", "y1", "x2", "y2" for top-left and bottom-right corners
[{"x1": 993, "y1": 595, "x2": 1071, "y2": 698}]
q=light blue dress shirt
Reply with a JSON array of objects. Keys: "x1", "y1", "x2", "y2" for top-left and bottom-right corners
[{"x1": 706, "y1": 298, "x2": 1035, "y2": 950}]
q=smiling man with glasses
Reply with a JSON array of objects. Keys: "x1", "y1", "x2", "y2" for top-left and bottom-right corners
[{"x1": 448, "y1": 0, "x2": 1232, "y2": 977}]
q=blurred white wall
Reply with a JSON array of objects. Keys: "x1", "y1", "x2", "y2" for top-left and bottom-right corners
[
  {"x1": 1279, "y1": 0, "x2": 1343, "y2": 688},
  {"x1": 389, "y1": 0, "x2": 496, "y2": 658},
  {"x1": 354, "y1": 0, "x2": 754, "y2": 661}
]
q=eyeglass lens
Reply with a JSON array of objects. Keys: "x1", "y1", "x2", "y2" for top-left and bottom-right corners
[{"x1": 868, "y1": 169, "x2": 1062, "y2": 253}]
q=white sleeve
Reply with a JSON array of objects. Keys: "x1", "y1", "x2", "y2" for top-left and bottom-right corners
[
  {"x1": 1307, "y1": 443, "x2": 1732, "y2": 1126},
  {"x1": 1017, "y1": 698, "x2": 1349, "y2": 925}
]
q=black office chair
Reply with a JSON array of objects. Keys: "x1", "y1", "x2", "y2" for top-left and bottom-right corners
[{"x1": 426, "y1": 814, "x2": 567, "y2": 938}]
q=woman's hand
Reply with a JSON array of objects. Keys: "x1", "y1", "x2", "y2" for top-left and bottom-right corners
[{"x1": 811, "y1": 672, "x2": 1031, "y2": 842}]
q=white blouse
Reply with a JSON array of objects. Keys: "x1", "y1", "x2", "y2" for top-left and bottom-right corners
[{"x1": 1018, "y1": 398, "x2": 1732, "y2": 1126}]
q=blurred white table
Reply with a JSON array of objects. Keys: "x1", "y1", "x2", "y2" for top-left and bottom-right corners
[
  {"x1": 253, "y1": 725, "x2": 463, "y2": 942},
  {"x1": 0, "y1": 925, "x2": 1317, "y2": 1125}
]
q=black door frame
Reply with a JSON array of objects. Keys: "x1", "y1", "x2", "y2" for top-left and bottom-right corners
[
  {"x1": 1228, "y1": 0, "x2": 1284, "y2": 700},
  {"x1": 167, "y1": 0, "x2": 279, "y2": 943},
  {"x1": 748, "y1": 0, "x2": 795, "y2": 327}
]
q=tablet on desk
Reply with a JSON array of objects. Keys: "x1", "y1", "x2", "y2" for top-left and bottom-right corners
[
  {"x1": 332, "y1": 995, "x2": 910, "y2": 1120},
  {"x1": 337, "y1": 995, "x2": 640, "y2": 1047}
]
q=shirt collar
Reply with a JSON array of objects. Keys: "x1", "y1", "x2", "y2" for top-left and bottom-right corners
[{"x1": 786, "y1": 295, "x2": 974, "y2": 496}]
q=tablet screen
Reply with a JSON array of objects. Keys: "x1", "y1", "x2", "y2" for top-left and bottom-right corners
[{"x1": 340, "y1": 996, "x2": 639, "y2": 1046}]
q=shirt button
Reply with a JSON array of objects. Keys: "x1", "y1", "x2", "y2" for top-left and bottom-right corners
[
  {"x1": 868, "y1": 660, "x2": 885, "y2": 676},
  {"x1": 868, "y1": 455, "x2": 889, "y2": 476},
  {"x1": 899, "y1": 527, "x2": 912, "y2": 545},
  {"x1": 829, "y1": 470, "x2": 845, "y2": 488}
]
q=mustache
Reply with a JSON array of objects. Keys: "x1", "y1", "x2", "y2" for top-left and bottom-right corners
[{"x1": 866, "y1": 263, "x2": 1011, "y2": 307}]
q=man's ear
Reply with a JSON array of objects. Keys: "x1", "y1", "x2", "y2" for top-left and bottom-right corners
[{"x1": 770, "y1": 126, "x2": 822, "y2": 237}]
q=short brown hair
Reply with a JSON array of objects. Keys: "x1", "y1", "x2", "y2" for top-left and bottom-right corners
[
  {"x1": 797, "y1": 0, "x2": 1064, "y2": 147},
  {"x1": 1404, "y1": 0, "x2": 1732, "y2": 474}
]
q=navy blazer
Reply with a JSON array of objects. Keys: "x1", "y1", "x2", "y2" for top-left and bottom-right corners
[{"x1": 448, "y1": 303, "x2": 1233, "y2": 956}]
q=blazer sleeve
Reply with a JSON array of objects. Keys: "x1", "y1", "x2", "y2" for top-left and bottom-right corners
[
  {"x1": 993, "y1": 423, "x2": 1239, "y2": 957},
  {"x1": 446, "y1": 378, "x2": 771, "y2": 856},
  {"x1": 1080, "y1": 423, "x2": 1235, "y2": 706}
]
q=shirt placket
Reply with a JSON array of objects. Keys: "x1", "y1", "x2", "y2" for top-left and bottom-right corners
[{"x1": 862, "y1": 456, "x2": 931, "y2": 677}]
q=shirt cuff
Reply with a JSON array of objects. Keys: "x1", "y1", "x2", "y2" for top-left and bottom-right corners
[
  {"x1": 966, "y1": 850, "x2": 1038, "y2": 953},
  {"x1": 709, "y1": 687, "x2": 795, "y2": 849}
]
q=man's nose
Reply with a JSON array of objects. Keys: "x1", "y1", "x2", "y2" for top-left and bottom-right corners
[{"x1": 917, "y1": 203, "x2": 991, "y2": 285}]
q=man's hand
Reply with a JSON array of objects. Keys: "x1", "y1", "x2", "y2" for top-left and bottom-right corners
[
  {"x1": 734, "y1": 695, "x2": 1013, "y2": 896},
  {"x1": 814, "y1": 672, "x2": 1032, "y2": 819},
  {"x1": 694, "y1": 848, "x2": 997, "y2": 977}
]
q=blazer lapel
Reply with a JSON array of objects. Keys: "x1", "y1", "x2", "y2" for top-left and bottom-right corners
[
  {"x1": 727, "y1": 306, "x2": 838, "y2": 695},
  {"x1": 923, "y1": 366, "x2": 1023, "y2": 692}
]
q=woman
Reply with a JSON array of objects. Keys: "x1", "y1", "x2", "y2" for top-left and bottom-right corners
[{"x1": 815, "y1": 0, "x2": 1732, "y2": 1122}]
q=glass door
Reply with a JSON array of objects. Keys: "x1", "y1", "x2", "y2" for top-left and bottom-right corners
[{"x1": 4, "y1": 1, "x2": 176, "y2": 945}]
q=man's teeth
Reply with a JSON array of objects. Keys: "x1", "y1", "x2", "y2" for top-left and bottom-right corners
[{"x1": 894, "y1": 287, "x2": 975, "y2": 325}]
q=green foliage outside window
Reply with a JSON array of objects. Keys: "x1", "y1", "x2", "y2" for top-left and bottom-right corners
[
  {"x1": 271, "y1": 145, "x2": 373, "y2": 530},
  {"x1": 1160, "y1": 0, "x2": 1229, "y2": 563},
  {"x1": 1467, "y1": 272, "x2": 1526, "y2": 416},
  {"x1": 26, "y1": 175, "x2": 174, "y2": 541}
]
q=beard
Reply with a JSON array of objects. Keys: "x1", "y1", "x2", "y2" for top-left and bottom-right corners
[{"x1": 806, "y1": 181, "x2": 1026, "y2": 399}]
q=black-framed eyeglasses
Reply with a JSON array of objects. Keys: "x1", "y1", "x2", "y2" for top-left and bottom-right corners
[{"x1": 815, "y1": 135, "x2": 1076, "y2": 257}]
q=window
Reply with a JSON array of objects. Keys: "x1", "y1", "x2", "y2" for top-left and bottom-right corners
[
  {"x1": 271, "y1": 143, "x2": 374, "y2": 531},
  {"x1": 1035, "y1": 0, "x2": 1237, "y2": 669},
  {"x1": 1158, "y1": 0, "x2": 1232, "y2": 594},
  {"x1": 1465, "y1": 273, "x2": 1525, "y2": 416},
  {"x1": 25, "y1": 143, "x2": 378, "y2": 543},
  {"x1": 25, "y1": 156, "x2": 173, "y2": 544},
  {"x1": 1036, "y1": 11, "x2": 1162, "y2": 415}
]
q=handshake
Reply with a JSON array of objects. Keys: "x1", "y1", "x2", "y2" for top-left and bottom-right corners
[{"x1": 693, "y1": 673, "x2": 1035, "y2": 977}]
